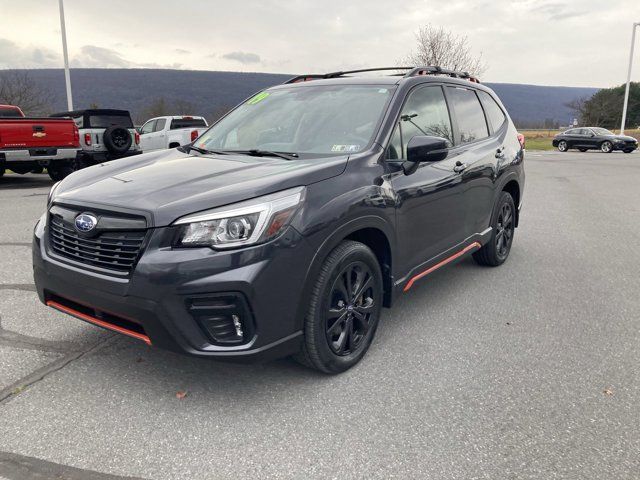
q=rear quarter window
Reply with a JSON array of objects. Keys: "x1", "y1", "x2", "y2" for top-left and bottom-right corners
[
  {"x1": 477, "y1": 90, "x2": 506, "y2": 132},
  {"x1": 446, "y1": 87, "x2": 489, "y2": 144}
]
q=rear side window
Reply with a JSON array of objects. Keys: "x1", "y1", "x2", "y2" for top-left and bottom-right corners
[
  {"x1": 477, "y1": 91, "x2": 506, "y2": 132},
  {"x1": 170, "y1": 118, "x2": 207, "y2": 129},
  {"x1": 446, "y1": 87, "x2": 489, "y2": 144},
  {"x1": 88, "y1": 114, "x2": 133, "y2": 129},
  {"x1": 154, "y1": 118, "x2": 166, "y2": 131}
]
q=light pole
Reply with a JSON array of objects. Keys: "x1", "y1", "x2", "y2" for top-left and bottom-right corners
[
  {"x1": 58, "y1": 0, "x2": 73, "y2": 110},
  {"x1": 620, "y1": 22, "x2": 639, "y2": 135}
]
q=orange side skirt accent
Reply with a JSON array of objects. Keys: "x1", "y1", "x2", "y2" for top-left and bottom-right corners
[
  {"x1": 403, "y1": 242, "x2": 482, "y2": 292},
  {"x1": 47, "y1": 300, "x2": 152, "y2": 345}
]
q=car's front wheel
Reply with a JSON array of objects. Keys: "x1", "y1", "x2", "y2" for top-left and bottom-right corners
[
  {"x1": 473, "y1": 191, "x2": 516, "y2": 267},
  {"x1": 295, "y1": 240, "x2": 383, "y2": 374},
  {"x1": 601, "y1": 141, "x2": 613, "y2": 153},
  {"x1": 557, "y1": 140, "x2": 568, "y2": 152}
]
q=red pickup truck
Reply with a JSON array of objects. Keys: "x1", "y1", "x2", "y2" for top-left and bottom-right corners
[{"x1": 0, "y1": 104, "x2": 80, "y2": 181}]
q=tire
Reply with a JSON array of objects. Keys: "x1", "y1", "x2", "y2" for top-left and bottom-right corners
[
  {"x1": 0, "y1": 167, "x2": 4, "y2": 178},
  {"x1": 103, "y1": 126, "x2": 132, "y2": 155},
  {"x1": 578, "y1": 148, "x2": 588, "y2": 152},
  {"x1": 557, "y1": 140, "x2": 568, "y2": 152},
  {"x1": 473, "y1": 191, "x2": 516, "y2": 267},
  {"x1": 600, "y1": 141, "x2": 613, "y2": 153},
  {"x1": 294, "y1": 240, "x2": 383, "y2": 374},
  {"x1": 47, "y1": 162, "x2": 75, "y2": 181}
]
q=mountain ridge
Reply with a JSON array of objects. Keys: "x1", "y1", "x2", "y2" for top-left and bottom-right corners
[{"x1": 14, "y1": 68, "x2": 598, "y2": 127}]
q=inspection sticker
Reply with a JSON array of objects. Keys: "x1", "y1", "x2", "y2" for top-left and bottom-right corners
[
  {"x1": 246, "y1": 92, "x2": 270, "y2": 105},
  {"x1": 331, "y1": 144, "x2": 361, "y2": 152}
]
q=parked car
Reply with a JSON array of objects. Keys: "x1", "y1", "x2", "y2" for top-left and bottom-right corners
[
  {"x1": 50, "y1": 109, "x2": 141, "y2": 166},
  {"x1": 34, "y1": 66, "x2": 525, "y2": 373},
  {"x1": 552, "y1": 127, "x2": 638, "y2": 153},
  {"x1": 138, "y1": 115, "x2": 208, "y2": 152},
  {"x1": 0, "y1": 104, "x2": 80, "y2": 180}
]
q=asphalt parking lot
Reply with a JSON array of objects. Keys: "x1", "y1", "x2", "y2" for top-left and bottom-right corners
[{"x1": 0, "y1": 150, "x2": 639, "y2": 480}]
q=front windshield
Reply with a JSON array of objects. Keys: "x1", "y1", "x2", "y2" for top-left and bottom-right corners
[
  {"x1": 591, "y1": 127, "x2": 614, "y2": 136},
  {"x1": 196, "y1": 84, "x2": 395, "y2": 157}
]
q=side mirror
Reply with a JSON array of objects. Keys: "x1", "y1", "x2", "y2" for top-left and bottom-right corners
[{"x1": 403, "y1": 135, "x2": 450, "y2": 175}]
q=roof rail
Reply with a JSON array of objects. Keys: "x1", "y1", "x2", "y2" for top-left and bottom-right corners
[{"x1": 284, "y1": 66, "x2": 480, "y2": 84}]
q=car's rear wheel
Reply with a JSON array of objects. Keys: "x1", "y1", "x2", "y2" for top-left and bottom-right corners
[
  {"x1": 601, "y1": 141, "x2": 613, "y2": 153},
  {"x1": 473, "y1": 191, "x2": 516, "y2": 267},
  {"x1": 295, "y1": 240, "x2": 383, "y2": 374},
  {"x1": 557, "y1": 140, "x2": 568, "y2": 152},
  {"x1": 578, "y1": 148, "x2": 588, "y2": 152}
]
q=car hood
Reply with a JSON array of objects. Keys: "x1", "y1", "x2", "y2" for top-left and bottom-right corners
[
  {"x1": 608, "y1": 134, "x2": 638, "y2": 142},
  {"x1": 55, "y1": 149, "x2": 348, "y2": 226}
]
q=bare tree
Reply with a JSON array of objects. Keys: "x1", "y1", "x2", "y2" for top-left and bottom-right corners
[
  {"x1": 403, "y1": 25, "x2": 486, "y2": 77},
  {"x1": 0, "y1": 70, "x2": 52, "y2": 115}
]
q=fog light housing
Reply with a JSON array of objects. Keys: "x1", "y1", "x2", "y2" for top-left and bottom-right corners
[{"x1": 186, "y1": 293, "x2": 254, "y2": 345}]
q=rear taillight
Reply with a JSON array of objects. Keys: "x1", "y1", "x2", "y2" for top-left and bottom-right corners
[
  {"x1": 517, "y1": 133, "x2": 525, "y2": 149},
  {"x1": 73, "y1": 125, "x2": 79, "y2": 145},
  {"x1": 190, "y1": 130, "x2": 199, "y2": 142},
  {"x1": 134, "y1": 131, "x2": 140, "y2": 145},
  {"x1": 84, "y1": 132, "x2": 92, "y2": 146}
]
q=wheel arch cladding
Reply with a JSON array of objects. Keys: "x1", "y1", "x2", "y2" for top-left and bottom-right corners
[
  {"x1": 345, "y1": 228, "x2": 393, "y2": 307},
  {"x1": 502, "y1": 180, "x2": 520, "y2": 227}
]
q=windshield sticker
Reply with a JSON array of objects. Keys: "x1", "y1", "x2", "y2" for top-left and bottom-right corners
[
  {"x1": 331, "y1": 144, "x2": 361, "y2": 153},
  {"x1": 246, "y1": 92, "x2": 270, "y2": 105}
]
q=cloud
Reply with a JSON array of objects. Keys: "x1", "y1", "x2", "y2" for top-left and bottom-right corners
[
  {"x1": 0, "y1": 38, "x2": 60, "y2": 68},
  {"x1": 174, "y1": 48, "x2": 191, "y2": 54},
  {"x1": 222, "y1": 51, "x2": 261, "y2": 64},
  {"x1": 71, "y1": 45, "x2": 131, "y2": 68}
]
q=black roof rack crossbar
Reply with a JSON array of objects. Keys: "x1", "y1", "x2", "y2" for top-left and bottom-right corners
[{"x1": 284, "y1": 66, "x2": 480, "y2": 84}]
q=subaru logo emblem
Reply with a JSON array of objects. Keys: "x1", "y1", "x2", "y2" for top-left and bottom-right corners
[{"x1": 75, "y1": 213, "x2": 97, "y2": 233}]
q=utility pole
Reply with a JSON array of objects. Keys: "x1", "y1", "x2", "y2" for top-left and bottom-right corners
[
  {"x1": 58, "y1": 0, "x2": 73, "y2": 110},
  {"x1": 620, "y1": 22, "x2": 639, "y2": 135}
]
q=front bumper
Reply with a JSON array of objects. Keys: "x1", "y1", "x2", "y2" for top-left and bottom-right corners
[
  {"x1": 33, "y1": 216, "x2": 313, "y2": 362},
  {"x1": 613, "y1": 141, "x2": 638, "y2": 151}
]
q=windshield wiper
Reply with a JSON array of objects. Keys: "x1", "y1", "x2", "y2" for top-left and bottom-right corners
[
  {"x1": 242, "y1": 149, "x2": 299, "y2": 160},
  {"x1": 181, "y1": 144, "x2": 229, "y2": 155}
]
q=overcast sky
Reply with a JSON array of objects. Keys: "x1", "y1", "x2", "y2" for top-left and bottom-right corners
[{"x1": 0, "y1": 0, "x2": 638, "y2": 87}]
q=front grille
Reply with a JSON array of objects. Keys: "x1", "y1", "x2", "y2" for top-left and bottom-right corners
[{"x1": 48, "y1": 212, "x2": 146, "y2": 275}]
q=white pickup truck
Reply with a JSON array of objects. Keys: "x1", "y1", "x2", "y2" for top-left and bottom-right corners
[{"x1": 138, "y1": 116, "x2": 208, "y2": 152}]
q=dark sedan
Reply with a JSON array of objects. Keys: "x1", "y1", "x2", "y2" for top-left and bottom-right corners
[{"x1": 552, "y1": 127, "x2": 638, "y2": 153}]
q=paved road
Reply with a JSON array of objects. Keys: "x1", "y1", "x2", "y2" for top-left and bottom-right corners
[{"x1": 0, "y1": 151, "x2": 639, "y2": 480}]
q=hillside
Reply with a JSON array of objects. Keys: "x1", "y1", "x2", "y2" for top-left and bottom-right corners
[{"x1": 19, "y1": 68, "x2": 598, "y2": 127}]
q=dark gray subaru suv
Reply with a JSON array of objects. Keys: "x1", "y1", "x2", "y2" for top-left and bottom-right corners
[{"x1": 33, "y1": 67, "x2": 525, "y2": 373}]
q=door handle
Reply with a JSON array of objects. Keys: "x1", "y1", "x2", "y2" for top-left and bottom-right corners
[{"x1": 453, "y1": 161, "x2": 467, "y2": 173}]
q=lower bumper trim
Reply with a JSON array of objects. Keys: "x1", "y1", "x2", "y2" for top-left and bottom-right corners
[{"x1": 46, "y1": 299, "x2": 152, "y2": 346}]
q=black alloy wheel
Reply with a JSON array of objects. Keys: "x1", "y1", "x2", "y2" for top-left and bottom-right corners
[
  {"x1": 495, "y1": 202, "x2": 514, "y2": 260},
  {"x1": 473, "y1": 191, "x2": 516, "y2": 267},
  {"x1": 295, "y1": 240, "x2": 383, "y2": 373},
  {"x1": 325, "y1": 261, "x2": 376, "y2": 356}
]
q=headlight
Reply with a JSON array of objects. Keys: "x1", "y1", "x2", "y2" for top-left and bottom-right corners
[
  {"x1": 47, "y1": 181, "x2": 61, "y2": 206},
  {"x1": 173, "y1": 186, "x2": 305, "y2": 249}
]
